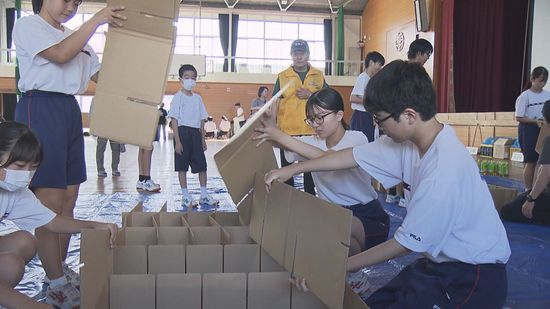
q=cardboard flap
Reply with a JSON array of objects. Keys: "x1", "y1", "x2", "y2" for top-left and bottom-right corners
[
  {"x1": 292, "y1": 286, "x2": 329, "y2": 309},
  {"x1": 97, "y1": 29, "x2": 172, "y2": 103},
  {"x1": 249, "y1": 173, "x2": 269, "y2": 245},
  {"x1": 148, "y1": 245, "x2": 186, "y2": 274},
  {"x1": 223, "y1": 244, "x2": 260, "y2": 273},
  {"x1": 223, "y1": 226, "x2": 253, "y2": 244},
  {"x1": 212, "y1": 211, "x2": 242, "y2": 226},
  {"x1": 124, "y1": 227, "x2": 157, "y2": 245},
  {"x1": 157, "y1": 274, "x2": 202, "y2": 309},
  {"x1": 248, "y1": 272, "x2": 291, "y2": 309},
  {"x1": 190, "y1": 226, "x2": 221, "y2": 244},
  {"x1": 157, "y1": 227, "x2": 189, "y2": 245},
  {"x1": 186, "y1": 245, "x2": 223, "y2": 274},
  {"x1": 113, "y1": 245, "x2": 148, "y2": 274},
  {"x1": 81, "y1": 229, "x2": 112, "y2": 309},
  {"x1": 90, "y1": 93, "x2": 159, "y2": 148},
  {"x1": 185, "y1": 212, "x2": 213, "y2": 226},
  {"x1": 122, "y1": 212, "x2": 156, "y2": 227},
  {"x1": 114, "y1": 11, "x2": 177, "y2": 40},
  {"x1": 203, "y1": 273, "x2": 247, "y2": 309},
  {"x1": 121, "y1": 202, "x2": 143, "y2": 226},
  {"x1": 108, "y1": 0, "x2": 179, "y2": 20},
  {"x1": 343, "y1": 284, "x2": 371, "y2": 309},
  {"x1": 110, "y1": 274, "x2": 155, "y2": 309},
  {"x1": 155, "y1": 212, "x2": 185, "y2": 227}
]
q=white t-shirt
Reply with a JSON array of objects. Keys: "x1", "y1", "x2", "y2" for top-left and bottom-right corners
[
  {"x1": 204, "y1": 121, "x2": 217, "y2": 133},
  {"x1": 235, "y1": 107, "x2": 245, "y2": 122},
  {"x1": 515, "y1": 89, "x2": 550, "y2": 119},
  {"x1": 13, "y1": 15, "x2": 100, "y2": 94},
  {"x1": 285, "y1": 131, "x2": 377, "y2": 206},
  {"x1": 0, "y1": 188, "x2": 56, "y2": 231},
  {"x1": 350, "y1": 72, "x2": 370, "y2": 112},
  {"x1": 352, "y1": 125, "x2": 511, "y2": 264},
  {"x1": 219, "y1": 120, "x2": 231, "y2": 132},
  {"x1": 168, "y1": 91, "x2": 208, "y2": 129}
]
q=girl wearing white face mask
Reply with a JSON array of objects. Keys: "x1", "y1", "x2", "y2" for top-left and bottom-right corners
[{"x1": 0, "y1": 121, "x2": 118, "y2": 309}]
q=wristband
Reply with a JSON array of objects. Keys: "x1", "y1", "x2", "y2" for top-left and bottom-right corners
[{"x1": 526, "y1": 194, "x2": 536, "y2": 202}]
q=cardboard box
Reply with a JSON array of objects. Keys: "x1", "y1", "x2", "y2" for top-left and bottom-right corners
[
  {"x1": 488, "y1": 185, "x2": 518, "y2": 212},
  {"x1": 89, "y1": 0, "x2": 179, "y2": 149},
  {"x1": 536, "y1": 125, "x2": 550, "y2": 154},
  {"x1": 81, "y1": 99, "x2": 369, "y2": 308},
  {"x1": 493, "y1": 138, "x2": 514, "y2": 159}
]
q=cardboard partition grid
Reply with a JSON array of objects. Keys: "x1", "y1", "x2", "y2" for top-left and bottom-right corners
[
  {"x1": 120, "y1": 227, "x2": 157, "y2": 246},
  {"x1": 202, "y1": 273, "x2": 247, "y2": 309},
  {"x1": 110, "y1": 274, "x2": 156, "y2": 309},
  {"x1": 148, "y1": 245, "x2": 186, "y2": 274},
  {"x1": 157, "y1": 227, "x2": 190, "y2": 245},
  {"x1": 248, "y1": 272, "x2": 291, "y2": 309},
  {"x1": 224, "y1": 244, "x2": 260, "y2": 273},
  {"x1": 213, "y1": 211, "x2": 243, "y2": 226},
  {"x1": 186, "y1": 244, "x2": 223, "y2": 274},
  {"x1": 156, "y1": 274, "x2": 202, "y2": 309},
  {"x1": 113, "y1": 245, "x2": 148, "y2": 274}
]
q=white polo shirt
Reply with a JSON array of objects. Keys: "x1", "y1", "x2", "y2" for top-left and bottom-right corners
[
  {"x1": 13, "y1": 15, "x2": 100, "y2": 94},
  {"x1": 284, "y1": 131, "x2": 377, "y2": 206},
  {"x1": 168, "y1": 91, "x2": 208, "y2": 129},
  {"x1": 0, "y1": 188, "x2": 56, "y2": 231},
  {"x1": 350, "y1": 72, "x2": 370, "y2": 112},
  {"x1": 352, "y1": 125, "x2": 511, "y2": 264},
  {"x1": 515, "y1": 89, "x2": 550, "y2": 119}
]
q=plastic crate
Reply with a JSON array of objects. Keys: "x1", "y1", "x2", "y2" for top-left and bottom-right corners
[{"x1": 479, "y1": 144, "x2": 494, "y2": 157}]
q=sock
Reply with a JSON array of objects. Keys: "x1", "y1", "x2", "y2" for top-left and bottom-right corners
[
  {"x1": 200, "y1": 186, "x2": 207, "y2": 197},
  {"x1": 49, "y1": 276, "x2": 68, "y2": 288},
  {"x1": 181, "y1": 188, "x2": 189, "y2": 196},
  {"x1": 144, "y1": 175, "x2": 151, "y2": 181},
  {"x1": 139, "y1": 175, "x2": 146, "y2": 182}
]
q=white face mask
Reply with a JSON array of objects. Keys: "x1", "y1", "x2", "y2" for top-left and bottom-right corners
[
  {"x1": 0, "y1": 168, "x2": 35, "y2": 191},
  {"x1": 182, "y1": 79, "x2": 196, "y2": 91}
]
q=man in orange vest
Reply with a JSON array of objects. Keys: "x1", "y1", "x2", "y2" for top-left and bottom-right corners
[{"x1": 272, "y1": 39, "x2": 328, "y2": 195}]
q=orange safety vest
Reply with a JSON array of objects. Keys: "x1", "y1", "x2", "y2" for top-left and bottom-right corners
[{"x1": 277, "y1": 66, "x2": 325, "y2": 135}]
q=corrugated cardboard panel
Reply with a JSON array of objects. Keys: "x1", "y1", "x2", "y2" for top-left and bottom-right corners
[
  {"x1": 260, "y1": 249, "x2": 286, "y2": 272},
  {"x1": 223, "y1": 244, "x2": 260, "y2": 273},
  {"x1": 111, "y1": 10, "x2": 176, "y2": 40},
  {"x1": 124, "y1": 227, "x2": 157, "y2": 245},
  {"x1": 342, "y1": 285, "x2": 370, "y2": 309},
  {"x1": 261, "y1": 181, "x2": 293, "y2": 267},
  {"x1": 291, "y1": 286, "x2": 329, "y2": 309},
  {"x1": 185, "y1": 212, "x2": 213, "y2": 226},
  {"x1": 213, "y1": 212, "x2": 242, "y2": 226},
  {"x1": 157, "y1": 274, "x2": 202, "y2": 309},
  {"x1": 156, "y1": 212, "x2": 185, "y2": 226},
  {"x1": 157, "y1": 227, "x2": 189, "y2": 245},
  {"x1": 203, "y1": 273, "x2": 247, "y2": 309},
  {"x1": 223, "y1": 226, "x2": 253, "y2": 244},
  {"x1": 109, "y1": 0, "x2": 179, "y2": 20},
  {"x1": 113, "y1": 245, "x2": 148, "y2": 274},
  {"x1": 190, "y1": 226, "x2": 221, "y2": 244},
  {"x1": 214, "y1": 106, "x2": 278, "y2": 204},
  {"x1": 89, "y1": 92, "x2": 159, "y2": 149},
  {"x1": 290, "y1": 188, "x2": 352, "y2": 309},
  {"x1": 186, "y1": 245, "x2": 223, "y2": 273},
  {"x1": 248, "y1": 272, "x2": 290, "y2": 309},
  {"x1": 122, "y1": 212, "x2": 155, "y2": 227},
  {"x1": 110, "y1": 274, "x2": 155, "y2": 309},
  {"x1": 97, "y1": 29, "x2": 172, "y2": 104},
  {"x1": 148, "y1": 245, "x2": 186, "y2": 274},
  {"x1": 250, "y1": 173, "x2": 269, "y2": 244},
  {"x1": 81, "y1": 229, "x2": 112, "y2": 309}
]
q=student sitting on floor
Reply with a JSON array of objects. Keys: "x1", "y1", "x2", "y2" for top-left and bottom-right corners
[
  {"x1": 218, "y1": 116, "x2": 231, "y2": 139},
  {"x1": 254, "y1": 88, "x2": 389, "y2": 294},
  {"x1": 0, "y1": 121, "x2": 117, "y2": 309},
  {"x1": 204, "y1": 116, "x2": 216, "y2": 139},
  {"x1": 502, "y1": 100, "x2": 550, "y2": 224},
  {"x1": 265, "y1": 61, "x2": 511, "y2": 308}
]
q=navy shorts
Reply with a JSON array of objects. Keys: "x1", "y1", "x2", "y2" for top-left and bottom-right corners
[
  {"x1": 350, "y1": 110, "x2": 375, "y2": 142},
  {"x1": 366, "y1": 258, "x2": 507, "y2": 309},
  {"x1": 347, "y1": 199, "x2": 390, "y2": 250},
  {"x1": 15, "y1": 90, "x2": 86, "y2": 188},
  {"x1": 174, "y1": 126, "x2": 207, "y2": 173},
  {"x1": 518, "y1": 123, "x2": 540, "y2": 163}
]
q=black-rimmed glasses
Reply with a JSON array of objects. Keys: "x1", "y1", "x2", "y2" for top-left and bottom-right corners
[
  {"x1": 304, "y1": 112, "x2": 335, "y2": 127},
  {"x1": 373, "y1": 113, "x2": 395, "y2": 126}
]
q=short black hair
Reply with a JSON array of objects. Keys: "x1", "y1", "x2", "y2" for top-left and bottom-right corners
[
  {"x1": 364, "y1": 51, "x2": 385, "y2": 68},
  {"x1": 407, "y1": 39, "x2": 433, "y2": 60},
  {"x1": 364, "y1": 60, "x2": 436, "y2": 121},
  {"x1": 543, "y1": 100, "x2": 550, "y2": 123},
  {"x1": 0, "y1": 121, "x2": 42, "y2": 167},
  {"x1": 306, "y1": 88, "x2": 349, "y2": 130},
  {"x1": 235, "y1": 102, "x2": 241, "y2": 106},
  {"x1": 178, "y1": 64, "x2": 197, "y2": 78},
  {"x1": 258, "y1": 86, "x2": 268, "y2": 97}
]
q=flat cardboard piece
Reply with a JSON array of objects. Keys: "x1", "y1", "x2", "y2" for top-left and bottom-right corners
[
  {"x1": 343, "y1": 285, "x2": 371, "y2": 309},
  {"x1": 156, "y1": 212, "x2": 185, "y2": 226},
  {"x1": 213, "y1": 212, "x2": 242, "y2": 226},
  {"x1": 157, "y1": 274, "x2": 202, "y2": 309},
  {"x1": 110, "y1": 274, "x2": 155, "y2": 309},
  {"x1": 260, "y1": 248, "x2": 286, "y2": 272},
  {"x1": 250, "y1": 173, "x2": 269, "y2": 244},
  {"x1": 223, "y1": 244, "x2": 260, "y2": 273},
  {"x1": 108, "y1": 0, "x2": 179, "y2": 19},
  {"x1": 291, "y1": 286, "x2": 329, "y2": 309},
  {"x1": 190, "y1": 226, "x2": 221, "y2": 244},
  {"x1": 113, "y1": 245, "x2": 148, "y2": 274},
  {"x1": 248, "y1": 272, "x2": 291, "y2": 309},
  {"x1": 186, "y1": 245, "x2": 223, "y2": 273},
  {"x1": 81, "y1": 229, "x2": 113, "y2": 309},
  {"x1": 224, "y1": 226, "x2": 253, "y2": 244},
  {"x1": 536, "y1": 125, "x2": 550, "y2": 154},
  {"x1": 202, "y1": 273, "x2": 247, "y2": 309},
  {"x1": 148, "y1": 245, "x2": 186, "y2": 274},
  {"x1": 123, "y1": 227, "x2": 157, "y2": 245},
  {"x1": 157, "y1": 227, "x2": 189, "y2": 245},
  {"x1": 184, "y1": 212, "x2": 214, "y2": 226}
]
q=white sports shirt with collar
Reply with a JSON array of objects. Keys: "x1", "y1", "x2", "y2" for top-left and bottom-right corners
[
  {"x1": 0, "y1": 188, "x2": 56, "y2": 231},
  {"x1": 352, "y1": 125, "x2": 511, "y2": 264},
  {"x1": 14, "y1": 15, "x2": 100, "y2": 94},
  {"x1": 284, "y1": 130, "x2": 378, "y2": 206}
]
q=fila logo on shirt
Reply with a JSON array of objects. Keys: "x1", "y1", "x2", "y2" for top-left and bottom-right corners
[{"x1": 409, "y1": 233, "x2": 421, "y2": 242}]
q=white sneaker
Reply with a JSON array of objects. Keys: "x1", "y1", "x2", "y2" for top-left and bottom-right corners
[
  {"x1": 140, "y1": 179, "x2": 161, "y2": 192},
  {"x1": 346, "y1": 269, "x2": 371, "y2": 296},
  {"x1": 46, "y1": 282, "x2": 80, "y2": 309},
  {"x1": 62, "y1": 263, "x2": 80, "y2": 289},
  {"x1": 199, "y1": 194, "x2": 219, "y2": 206},
  {"x1": 385, "y1": 194, "x2": 401, "y2": 204},
  {"x1": 398, "y1": 198, "x2": 406, "y2": 208},
  {"x1": 181, "y1": 195, "x2": 198, "y2": 208},
  {"x1": 136, "y1": 180, "x2": 144, "y2": 190}
]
